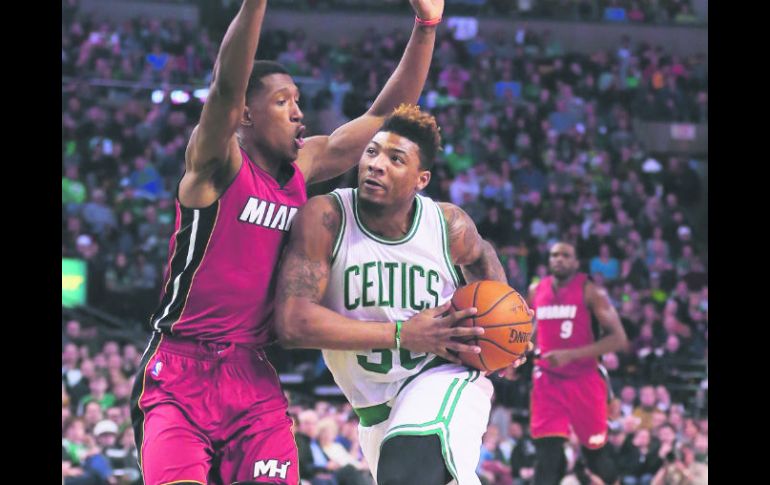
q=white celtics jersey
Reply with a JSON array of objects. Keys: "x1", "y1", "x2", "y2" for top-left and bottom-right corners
[{"x1": 321, "y1": 188, "x2": 461, "y2": 410}]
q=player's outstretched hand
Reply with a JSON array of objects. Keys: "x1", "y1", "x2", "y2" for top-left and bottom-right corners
[
  {"x1": 410, "y1": 0, "x2": 444, "y2": 21},
  {"x1": 400, "y1": 301, "x2": 483, "y2": 365}
]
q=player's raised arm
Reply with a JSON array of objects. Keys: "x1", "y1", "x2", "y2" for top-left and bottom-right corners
[
  {"x1": 182, "y1": 0, "x2": 267, "y2": 206},
  {"x1": 295, "y1": 0, "x2": 444, "y2": 184},
  {"x1": 274, "y1": 195, "x2": 482, "y2": 363},
  {"x1": 439, "y1": 202, "x2": 507, "y2": 284}
]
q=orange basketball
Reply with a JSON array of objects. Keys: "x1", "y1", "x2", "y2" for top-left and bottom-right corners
[{"x1": 451, "y1": 280, "x2": 534, "y2": 372}]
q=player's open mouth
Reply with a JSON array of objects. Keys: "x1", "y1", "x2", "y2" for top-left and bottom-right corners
[
  {"x1": 294, "y1": 125, "x2": 306, "y2": 149},
  {"x1": 363, "y1": 178, "x2": 385, "y2": 190}
]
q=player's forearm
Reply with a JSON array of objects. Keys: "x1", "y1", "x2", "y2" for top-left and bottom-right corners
[
  {"x1": 460, "y1": 240, "x2": 507, "y2": 283},
  {"x1": 571, "y1": 332, "x2": 628, "y2": 360},
  {"x1": 210, "y1": 0, "x2": 267, "y2": 100},
  {"x1": 367, "y1": 22, "x2": 436, "y2": 117},
  {"x1": 275, "y1": 298, "x2": 396, "y2": 350}
]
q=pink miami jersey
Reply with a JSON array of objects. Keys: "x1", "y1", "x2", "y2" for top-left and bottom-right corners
[
  {"x1": 531, "y1": 273, "x2": 598, "y2": 377},
  {"x1": 149, "y1": 148, "x2": 307, "y2": 346}
]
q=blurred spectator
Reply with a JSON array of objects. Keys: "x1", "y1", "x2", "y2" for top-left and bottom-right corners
[
  {"x1": 633, "y1": 385, "x2": 658, "y2": 430},
  {"x1": 317, "y1": 417, "x2": 370, "y2": 485},
  {"x1": 446, "y1": 143, "x2": 475, "y2": 176},
  {"x1": 509, "y1": 426, "x2": 537, "y2": 485},
  {"x1": 498, "y1": 421, "x2": 523, "y2": 465},
  {"x1": 78, "y1": 374, "x2": 116, "y2": 415},
  {"x1": 63, "y1": 164, "x2": 88, "y2": 214},
  {"x1": 122, "y1": 344, "x2": 140, "y2": 377},
  {"x1": 83, "y1": 400, "x2": 105, "y2": 433},
  {"x1": 94, "y1": 419, "x2": 141, "y2": 485},
  {"x1": 650, "y1": 442, "x2": 707, "y2": 485},
  {"x1": 655, "y1": 423, "x2": 679, "y2": 465},
  {"x1": 478, "y1": 425, "x2": 512, "y2": 485},
  {"x1": 81, "y1": 189, "x2": 117, "y2": 235},
  {"x1": 479, "y1": 206, "x2": 512, "y2": 247},
  {"x1": 62, "y1": 11, "x2": 707, "y2": 482},
  {"x1": 590, "y1": 243, "x2": 620, "y2": 281},
  {"x1": 504, "y1": 255, "x2": 528, "y2": 293},
  {"x1": 619, "y1": 427, "x2": 662, "y2": 485},
  {"x1": 129, "y1": 155, "x2": 164, "y2": 199},
  {"x1": 128, "y1": 251, "x2": 159, "y2": 292},
  {"x1": 295, "y1": 409, "x2": 337, "y2": 485},
  {"x1": 63, "y1": 417, "x2": 113, "y2": 485},
  {"x1": 655, "y1": 386, "x2": 672, "y2": 413}
]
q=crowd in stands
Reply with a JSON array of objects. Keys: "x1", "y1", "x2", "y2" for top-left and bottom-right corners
[{"x1": 62, "y1": 3, "x2": 707, "y2": 484}]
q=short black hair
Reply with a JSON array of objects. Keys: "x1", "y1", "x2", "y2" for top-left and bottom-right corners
[
  {"x1": 378, "y1": 104, "x2": 442, "y2": 170},
  {"x1": 245, "y1": 60, "x2": 290, "y2": 100},
  {"x1": 549, "y1": 241, "x2": 578, "y2": 258}
]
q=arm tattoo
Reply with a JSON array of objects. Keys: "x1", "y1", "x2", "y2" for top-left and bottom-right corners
[
  {"x1": 321, "y1": 201, "x2": 341, "y2": 237},
  {"x1": 441, "y1": 203, "x2": 506, "y2": 283},
  {"x1": 277, "y1": 248, "x2": 328, "y2": 302},
  {"x1": 463, "y1": 240, "x2": 507, "y2": 283},
  {"x1": 321, "y1": 198, "x2": 342, "y2": 261},
  {"x1": 443, "y1": 204, "x2": 466, "y2": 258},
  {"x1": 277, "y1": 198, "x2": 338, "y2": 302},
  {"x1": 322, "y1": 210, "x2": 337, "y2": 234}
]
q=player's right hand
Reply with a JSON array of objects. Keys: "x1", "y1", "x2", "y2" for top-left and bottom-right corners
[
  {"x1": 400, "y1": 301, "x2": 483, "y2": 364},
  {"x1": 410, "y1": 0, "x2": 445, "y2": 22}
]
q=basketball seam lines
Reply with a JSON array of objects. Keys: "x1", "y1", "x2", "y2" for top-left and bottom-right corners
[
  {"x1": 474, "y1": 290, "x2": 518, "y2": 319},
  {"x1": 474, "y1": 337, "x2": 525, "y2": 356},
  {"x1": 477, "y1": 319, "x2": 534, "y2": 329}
]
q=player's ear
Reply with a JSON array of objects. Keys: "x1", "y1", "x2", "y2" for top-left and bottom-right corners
[
  {"x1": 241, "y1": 106, "x2": 253, "y2": 126},
  {"x1": 416, "y1": 169, "x2": 431, "y2": 192}
]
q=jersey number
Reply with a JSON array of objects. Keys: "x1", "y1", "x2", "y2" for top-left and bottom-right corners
[
  {"x1": 560, "y1": 320, "x2": 573, "y2": 339},
  {"x1": 357, "y1": 348, "x2": 427, "y2": 373}
]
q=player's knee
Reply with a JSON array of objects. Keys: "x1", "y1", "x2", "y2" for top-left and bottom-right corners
[
  {"x1": 378, "y1": 435, "x2": 448, "y2": 485},
  {"x1": 534, "y1": 437, "x2": 567, "y2": 485},
  {"x1": 583, "y1": 445, "x2": 619, "y2": 484}
]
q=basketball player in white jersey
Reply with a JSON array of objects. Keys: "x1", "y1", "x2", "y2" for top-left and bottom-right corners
[{"x1": 275, "y1": 104, "x2": 527, "y2": 485}]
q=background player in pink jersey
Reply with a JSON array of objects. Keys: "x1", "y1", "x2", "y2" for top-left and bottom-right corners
[
  {"x1": 131, "y1": 1, "x2": 455, "y2": 484},
  {"x1": 526, "y1": 242, "x2": 628, "y2": 485}
]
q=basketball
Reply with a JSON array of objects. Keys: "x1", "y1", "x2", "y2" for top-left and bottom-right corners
[{"x1": 451, "y1": 280, "x2": 534, "y2": 373}]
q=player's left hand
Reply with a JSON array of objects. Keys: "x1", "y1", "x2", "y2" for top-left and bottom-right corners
[
  {"x1": 540, "y1": 349, "x2": 577, "y2": 368},
  {"x1": 410, "y1": 0, "x2": 444, "y2": 21}
]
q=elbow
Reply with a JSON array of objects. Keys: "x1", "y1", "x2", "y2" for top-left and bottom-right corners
[
  {"x1": 274, "y1": 304, "x2": 307, "y2": 349},
  {"x1": 275, "y1": 329, "x2": 298, "y2": 349},
  {"x1": 274, "y1": 313, "x2": 300, "y2": 348},
  {"x1": 616, "y1": 332, "x2": 630, "y2": 353}
]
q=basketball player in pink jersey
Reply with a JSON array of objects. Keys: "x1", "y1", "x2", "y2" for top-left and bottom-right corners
[
  {"x1": 527, "y1": 242, "x2": 628, "y2": 485},
  {"x1": 130, "y1": 1, "x2": 456, "y2": 484}
]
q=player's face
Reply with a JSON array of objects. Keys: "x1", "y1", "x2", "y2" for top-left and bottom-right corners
[
  {"x1": 548, "y1": 243, "x2": 578, "y2": 279},
  {"x1": 246, "y1": 74, "x2": 305, "y2": 163},
  {"x1": 357, "y1": 131, "x2": 430, "y2": 207}
]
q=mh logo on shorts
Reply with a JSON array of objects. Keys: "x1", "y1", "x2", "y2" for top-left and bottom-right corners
[
  {"x1": 253, "y1": 459, "x2": 291, "y2": 480},
  {"x1": 588, "y1": 432, "x2": 607, "y2": 446}
]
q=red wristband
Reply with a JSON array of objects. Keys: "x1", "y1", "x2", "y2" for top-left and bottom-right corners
[{"x1": 415, "y1": 15, "x2": 442, "y2": 26}]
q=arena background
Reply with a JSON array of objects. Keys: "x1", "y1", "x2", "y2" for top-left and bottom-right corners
[{"x1": 61, "y1": 1, "x2": 708, "y2": 483}]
